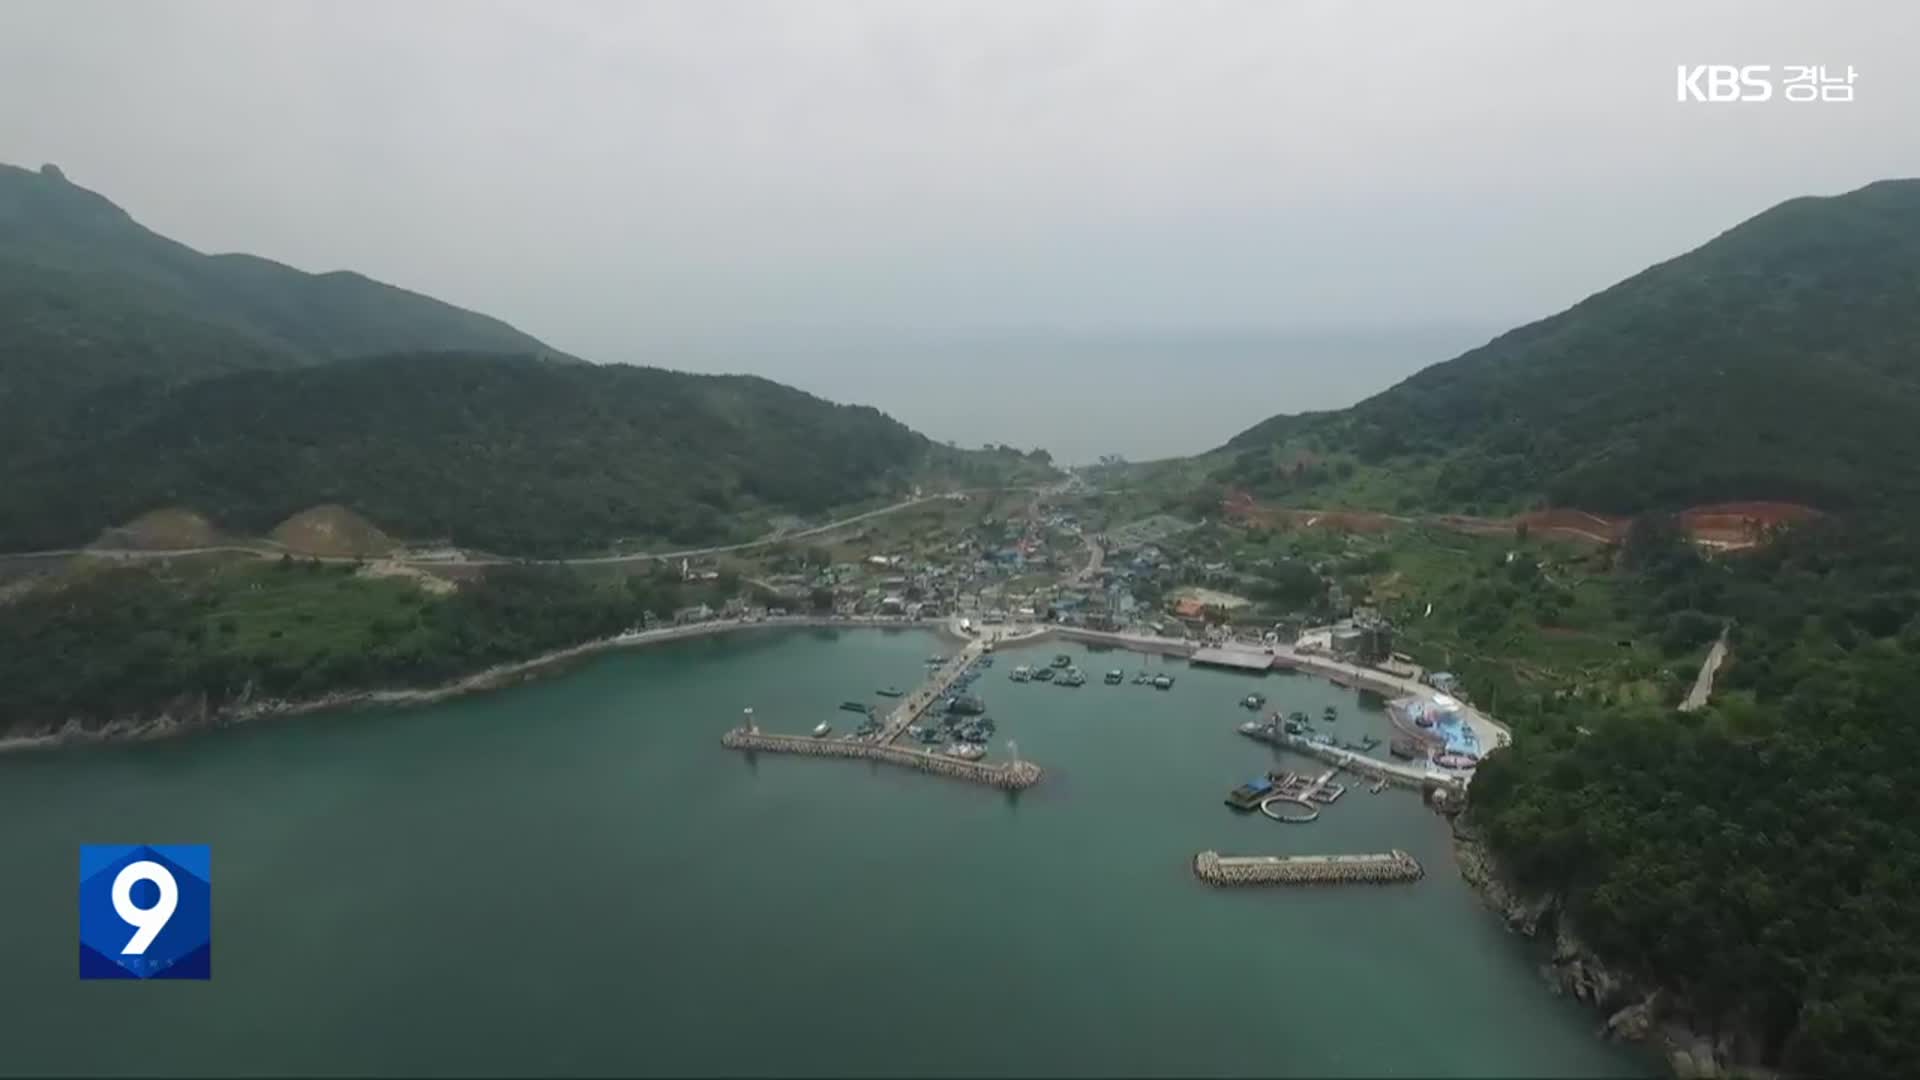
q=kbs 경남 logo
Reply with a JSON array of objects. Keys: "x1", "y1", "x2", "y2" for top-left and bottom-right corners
[{"x1": 78, "y1": 845, "x2": 211, "y2": 979}]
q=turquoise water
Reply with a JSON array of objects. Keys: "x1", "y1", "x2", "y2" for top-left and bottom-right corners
[{"x1": 0, "y1": 629, "x2": 1648, "y2": 1077}]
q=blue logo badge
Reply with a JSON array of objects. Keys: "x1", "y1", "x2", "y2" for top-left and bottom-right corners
[{"x1": 78, "y1": 844, "x2": 211, "y2": 980}]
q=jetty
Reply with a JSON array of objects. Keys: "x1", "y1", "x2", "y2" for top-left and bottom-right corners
[
  {"x1": 721, "y1": 728, "x2": 1042, "y2": 790},
  {"x1": 878, "y1": 639, "x2": 990, "y2": 744},
  {"x1": 721, "y1": 636, "x2": 1046, "y2": 791},
  {"x1": 1238, "y1": 719, "x2": 1463, "y2": 798},
  {"x1": 1192, "y1": 849, "x2": 1424, "y2": 886}
]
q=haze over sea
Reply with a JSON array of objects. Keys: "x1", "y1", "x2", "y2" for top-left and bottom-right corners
[{"x1": 630, "y1": 326, "x2": 1496, "y2": 465}]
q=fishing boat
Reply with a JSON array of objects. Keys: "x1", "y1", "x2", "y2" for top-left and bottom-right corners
[
  {"x1": 1060, "y1": 668, "x2": 1086, "y2": 687},
  {"x1": 1224, "y1": 776, "x2": 1276, "y2": 812},
  {"x1": 943, "y1": 742, "x2": 986, "y2": 761},
  {"x1": 1010, "y1": 665, "x2": 1032, "y2": 682},
  {"x1": 1389, "y1": 735, "x2": 1424, "y2": 760},
  {"x1": 839, "y1": 700, "x2": 873, "y2": 714},
  {"x1": 1153, "y1": 674, "x2": 1174, "y2": 690},
  {"x1": 1240, "y1": 693, "x2": 1266, "y2": 710},
  {"x1": 1051, "y1": 654, "x2": 1072, "y2": 668},
  {"x1": 1133, "y1": 672, "x2": 1152, "y2": 685},
  {"x1": 1104, "y1": 669, "x2": 1124, "y2": 684},
  {"x1": 811, "y1": 721, "x2": 832, "y2": 738},
  {"x1": 1323, "y1": 705, "x2": 1339, "y2": 721},
  {"x1": 1032, "y1": 667, "x2": 1055, "y2": 682},
  {"x1": 877, "y1": 687, "x2": 905, "y2": 698},
  {"x1": 927, "y1": 654, "x2": 947, "y2": 665},
  {"x1": 1288, "y1": 710, "x2": 1309, "y2": 724},
  {"x1": 945, "y1": 694, "x2": 987, "y2": 715}
]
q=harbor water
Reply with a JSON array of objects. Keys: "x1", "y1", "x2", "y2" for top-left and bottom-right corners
[{"x1": 0, "y1": 629, "x2": 1649, "y2": 1077}]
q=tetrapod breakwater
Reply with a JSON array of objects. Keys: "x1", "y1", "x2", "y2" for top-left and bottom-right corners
[
  {"x1": 721, "y1": 728, "x2": 1043, "y2": 790},
  {"x1": 1192, "y1": 849, "x2": 1424, "y2": 886}
]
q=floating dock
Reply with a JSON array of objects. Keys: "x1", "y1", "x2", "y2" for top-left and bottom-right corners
[
  {"x1": 1266, "y1": 768, "x2": 1346, "y2": 804},
  {"x1": 1192, "y1": 849, "x2": 1424, "y2": 886}
]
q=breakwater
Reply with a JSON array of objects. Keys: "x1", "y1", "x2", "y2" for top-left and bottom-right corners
[
  {"x1": 721, "y1": 728, "x2": 1043, "y2": 790},
  {"x1": 1192, "y1": 849, "x2": 1424, "y2": 886}
]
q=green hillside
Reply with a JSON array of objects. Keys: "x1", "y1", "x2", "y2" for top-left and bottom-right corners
[
  {"x1": 0, "y1": 164, "x2": 1052, "y2": 554},
  {"x1": 1221, "y1": 178, "x2": 1920, "y2": 514},
  {"x1": 0, "y1": 162, "x2": 568, "y2": 439},
  {"x1": 0, "y1": 351, "x2": 954, "y2": 555}
]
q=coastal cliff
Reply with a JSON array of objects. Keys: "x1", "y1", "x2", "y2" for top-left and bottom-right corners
[{"x1": 1450, "y1": 814, "x2": 1779, "y2": 1080}]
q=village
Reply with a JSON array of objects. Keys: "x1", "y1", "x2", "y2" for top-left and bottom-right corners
[{"x1": 654, "y1": 484, "x2": 1433, "y2": 694}]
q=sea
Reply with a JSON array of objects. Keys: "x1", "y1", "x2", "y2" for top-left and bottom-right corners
[
  {"x1": 0, "y1": 628, "x2": 1649, "y2": 1077},
  {"x1": 627, "y1": 327, "x2": 1497, "y2": 465}
]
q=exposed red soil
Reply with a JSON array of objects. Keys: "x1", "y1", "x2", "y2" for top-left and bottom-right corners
[{"x1": 1223, "y1": 491, "x2": 1821, "y2": 550}]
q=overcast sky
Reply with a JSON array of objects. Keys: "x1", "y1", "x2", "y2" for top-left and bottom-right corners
[{"x1": 2, "y1": 0, "x2": 1917, "y2": 445}]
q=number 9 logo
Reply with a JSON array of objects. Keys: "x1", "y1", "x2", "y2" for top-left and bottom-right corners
[{"x1": 111, "y1": 860, "x2": 179, "y2": 955}]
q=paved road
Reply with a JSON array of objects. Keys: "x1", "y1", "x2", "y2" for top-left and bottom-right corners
[
  {"x1": 1679, "y1": 627, "x2": 1731, "y2": 712},
  {"x1": 1068, "y1": 530, "x2": 1103, "y2": 584},
  {"x1": 0, "y1": 493, "x2": 957, "y2": 568}
]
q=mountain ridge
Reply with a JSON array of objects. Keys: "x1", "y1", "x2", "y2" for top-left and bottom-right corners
[
  {"x1": 1217, "y1": 177, "x2": 1920, "y2": 517},
  {"x1": 0, "y1": 165, "x2": 1051, "y2": 555}
]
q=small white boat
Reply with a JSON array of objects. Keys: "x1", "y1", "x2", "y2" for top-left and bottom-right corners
[
  {"x1": 811, "y1": 721, "x2": 831, "y2": 738},
  {"x1": 944, "y1": 742, "x2": 986, "y2": 761}
]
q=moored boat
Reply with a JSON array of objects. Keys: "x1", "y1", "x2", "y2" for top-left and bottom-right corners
[
  {"x1": 1104, "y1": 669, "x2": 1124, "y2": 684},
  {"x1": 811, "y1": 721, "x2": 832, "y2": 738}
]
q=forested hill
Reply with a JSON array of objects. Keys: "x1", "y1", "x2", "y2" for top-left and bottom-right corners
[
  {"x1": 0, "y1": 164, "x2": 1055, "y2": 554},
  {"x1": 1221, "y1": 178, "x2": 1920, "y2": 515},
  {"x1": 0, "y1": 162, "x2": 568, "y2": 416},
  {"x1": 0, "y1": 351, "x2": 960, "y2": 556}
]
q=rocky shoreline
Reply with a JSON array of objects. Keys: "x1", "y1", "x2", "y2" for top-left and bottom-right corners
[
  {"x1": 0, "y1": 615, "x2": 956, "y2": 756},
  {"x1": 1449, "y1": 814, "x2": 1778, "y2": 1080}
]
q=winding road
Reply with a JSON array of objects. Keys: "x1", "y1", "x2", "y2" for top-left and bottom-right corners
[{"x1": 0, "y1": 493, "x2": 956, "y2": 568}]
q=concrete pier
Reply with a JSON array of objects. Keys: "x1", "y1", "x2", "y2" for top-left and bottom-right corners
[
  {"x1": 1192, "y1": 849, "x2": 1423, "y2": 886},
  {"x1": 1238, "y1": 721, "x2": 1464, "y2": 797},
  {"x1": 722, "y1": 728, "x2": 1042, "y2": 790},
  {"x1": 878, "y1": 639, "x2": 989, "y2": 744}
]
